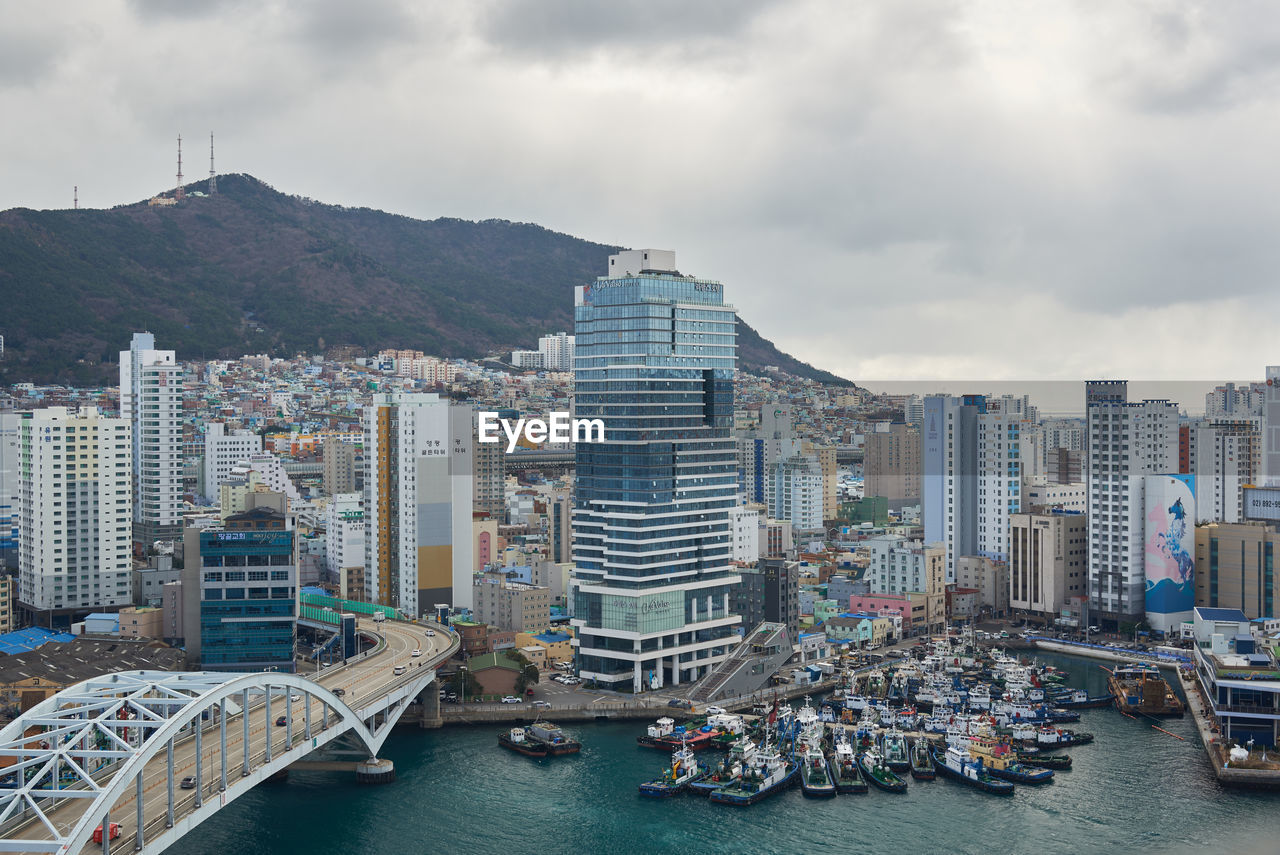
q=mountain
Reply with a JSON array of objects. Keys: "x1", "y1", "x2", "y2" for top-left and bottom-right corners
[{"x1": 0, "y1": 174, "x2": 851, "y2": 386}]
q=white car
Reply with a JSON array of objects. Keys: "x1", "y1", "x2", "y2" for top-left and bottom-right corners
[
  {"x1": 411, "y1": 649, "x2": 422, "y2": 657},
  {"x1": 501, "y1": 696, "x2": 522, "y2": 704},
  {"x1": 424, "y1": 629, "x2": 436, "y2": 637},
  {"x1": 704, "y1": 706, "x2": 727, "y2": 715}
]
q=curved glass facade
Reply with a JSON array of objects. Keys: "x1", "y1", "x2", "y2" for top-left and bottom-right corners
[{"x1": 571, "y1": 261, "x2": 741, "y2": 692}]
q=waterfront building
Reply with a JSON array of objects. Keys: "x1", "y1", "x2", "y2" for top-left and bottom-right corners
[
  {"x1": 363, "y1": 392, "x2": 474, "y2": 615},
  {"x1": 1009, "y1": 510, "x2": 1087, "y2": 625},
  {"x1": 17, "y1": 407, "x2": 133, "y2": 626},
  {"x1": 864, "y1": 421, "x2": 920, "y2": 509},
  {"x1": 1191, "y1": 606, "x2": 1280, "y2": 747},
  {"x1": 571, "y1": 249, "x2": 740, "y2": 692},
  {"x1": 728, "y1": 558, "x2": 800, "y2": 640},
  {"x1": 1195, "y1": 521, "x2": 1280, "y2": 620},
  {"x1": 1086, "y1": 381, "x2": 1179, "y2": 628},
  {"x1": 120, "y1": 333, "x2": 183, "y2": 548},
  {"x1": 202, "y1": 422, "x2": 262, "y2": 502}
]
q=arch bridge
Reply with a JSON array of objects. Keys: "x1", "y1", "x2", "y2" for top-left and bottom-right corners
[{"x1": 0, "y1": 617, "x2": 457, "y2": 854}]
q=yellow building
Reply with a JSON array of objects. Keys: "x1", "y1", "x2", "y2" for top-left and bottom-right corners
[{"x1": 515, "y1": 629, "x2": 574, "y2": 666}]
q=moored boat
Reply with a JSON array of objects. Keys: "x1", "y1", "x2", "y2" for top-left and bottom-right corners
[
  {"x1": 1108, "y1": 664, "x2": 1185, "y2": 717},
  {"x1": 1010, "y1": 724, "x2": 1094, "y2": 749},
  {"x1": 858, "y1": 747, "x2": 908, "y2": 794},
  {"x1": 968, "y1": 737, "x2": 1054, "y2": 785},
  {"x1": 909, "y1": 738, "x2": 935, "y2": 781},
  {"x1": 799, "y1": 739, "x2": 836, "y2": 798},
  {"x1": 639, "y1": 742, "x2": 706, "y2": 797},
  {"x1": 1016, "y1": 752, "x2": 1072, "y2": 770},
  {"x1": 688, "y1": 736, "x2": 759, "y2": 797},
  {"x1": 528, "y1": 720, "x2": 581, "y2": 755},
  {"x1": 827, "y1": 733, "x2": 868, "y2": 794},
  {"x1": 709, "y1": 743, "x2": 798, "y2": 806},
  {"x1": 881, "y1": 728, "x2": 911, "y2": 773},
  {"x1": 931, "y1": 744, "x2": 1014, "y2": 795},
  {"x1": 1048, "y1": 688, "x2": 1116, "y2": 709},
  {"x1": 498, "y1": 726, "x2": 548, "y2": 758}
]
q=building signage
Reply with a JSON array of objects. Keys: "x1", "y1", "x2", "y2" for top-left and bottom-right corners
[{"x1": 1243, "y1": 486, "x2": 1280, "y2": 522}]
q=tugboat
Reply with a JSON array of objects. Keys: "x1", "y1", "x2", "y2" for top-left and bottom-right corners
[
  {"x1": 639, "y1": 739, "x2": 707, "y2": 797},
  {"x1": 931, "y1": 744, "x2": 1014, "y2": 795},
  {"x1": 1047, "y1": 688, "x2": 1115, "y2": 709},
  {"x1": 827, "y1": 732, "x2": 868, "y2": 794},
  {"x1": 909, "y1": 738, "x2": 936, "y2": 781},
  {"x1": 498, "y1": 726, "x2": 548, "y2": 758},
  {"x1": 799, "y1": 737, "x2": 836, "y2": 798},
  {"x1": 1016, "y1": 752, "x2": 1072, "y2": 770},
  {"x1": 881, "y1": 727, "x2": 911, "y2": 773},
  {"x1": 858, "y1": 746, "x2": 908, "y2": 793},
  {"x1": 689, "y1": 736, "x2": 759, "y2": 797},
  {"x1": 1010, "y1": 723, "x2": 1093, "y2": 750},
  {"x1": 709, "y1": 741, "x2": 799, "y2": 806},
  {"x1": 968, "y1": 737, "x2": 1054, "y2": 785},
  {"x1": 1108, "y1": 664, "x2": 1185, "y2": 717},
  {"x1": 527, "y1": 720, "x2": 581, "y2": 755}
]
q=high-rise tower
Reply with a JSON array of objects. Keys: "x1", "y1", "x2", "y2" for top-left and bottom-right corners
[
  {"x1": 120, "y1": 333, "x2": 183, "y2": 549},
  {"x1": 571, "y1": 249, "x2": 740, "y2": 693}
]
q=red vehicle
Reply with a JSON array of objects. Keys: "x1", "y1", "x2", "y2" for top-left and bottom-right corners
[{"x1": 93, "y1": 823, "x2": 121, "y2": 843}]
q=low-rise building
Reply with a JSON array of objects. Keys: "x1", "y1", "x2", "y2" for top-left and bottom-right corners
[{"x1": 1191, "y1": 606, "x2": 1280, "y2": 746}]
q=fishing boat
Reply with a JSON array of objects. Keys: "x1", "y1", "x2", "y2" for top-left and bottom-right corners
[
  {"x1": 881, "y1": 728, "x2": 911, "y2": 773},
  {"x1": 931, "y1": 744, "x2": 1014, "y2": 795},
  {"x1": 968, "y1": 737, "x2": 1054, "y2": 785},
  {"x1": 639, "y1": 741, "x2": 707, "y2": 797},
  {"x1": 1108, "y1": 664, "x2": 1185, "y2": 717},
  {"x1": 688, "y1": 737, "x2": 759, "y2": 797},
  {"x1": 527, "y1": 720, "x2": 581, "y2": 755},
  {"x1": 1047, "y1": 688, "x2": 1115, "y2": 709},
  {"x1": 637, "y1": 717, "x2": 720, "y2": 751},
  {"x1": 858, "y1": 747, "x2": 908, "y2": 793},
  {"x1": 909, "y1": 738, "x2": 936, "y2": 781},
  {"x1": 1009, "y1": 723, "x2": 1094, "y2": 749},
  {"x1": 827, "y1": 732, "x2": 868, "y2": 794},
  {"x1": 498, "y1": 726, "x2": 548, "y2": 758},
  {"x1": 709, "y1": 742, "x2": 798, "y2": 806},
  {"x1": 799, "y1": 738, "x2": 836, "y2": 798}
]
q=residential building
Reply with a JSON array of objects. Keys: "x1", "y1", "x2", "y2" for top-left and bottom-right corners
[
  {"x1": 547, "y1": 491, "x2": 571, "y2": 564},
  {"x1": 729, "y1": 504, "x2": 760, "y2": 562},
  {"x1": 131, "y1": 557, "x2": 180, "y2": 608},
  {"x1": 1022, "y1": 477, "x2": 1087, "y2": 513},
  {"x1": 954, "y1": 555, "x2": 1010, "y2": 618},
  {"x1": 1009, "y1": 510, "x2": 1088, "y2": 625},
  {"x1": 0, "y1": 575, "x2": 13, "y2": 633},
  {"x1": 120, "y1": 333, "x2": 183, "y2": 547},
  {"x1": 1184, "y1": 420, "x2": 1260, "y2": 524},
  {"x1": 187, "y1": 506, "x2": 298, "y2": 672},
  {"x1": 1267, "y1": 366, "x2": 1280, "y2": 486},
  {"x1": 17, "y1": 407, "x2": 133, "y2": 626},
  {"x1": 1195, "y1": 522, "x2": 1280, "y2": 620},
  {"x1": 1086, "y1": 382, "x2": 1179, "y2": 627},
  {"x1": 363, "y1": 392, "x2": 474, "y2": 615},
  {"x1": 0, "y1": 410, "x2": 18, "y2": 569},
  {"x1": 759, "y1": 516, "x2": 793, "y2": 558},
  {"x1": 323, "y1": 437, "x2": 359, "y2": 496},
  {"x1": 1206, "y1": 383, "x2": 1266, "y2": 419},
  {"x1": 1046, "y1": 448, "x2": 1084, "y2": 484},
  {"x1": 729, "y1": 558, "x2": 801, "y2": 641},
  {"x1": 770, "y1": 452, "x2": 824, "y2": 533},
  {"x1": 472, "y1": 419, "x2": 505, "y2": 518},
  {"x1": 472, "y1": 570, "x2": 551, "y2": 634},
  {"x1": 537, "y1": 332, "x2": 575, "y2": 372},
  {"x1": 864, "y1": 422, "x2": 921, "y2": 508},
  {"x1": 571, "y1": 248, "x2": 741, "y2": 692},
  {"x1": 861, "y1": 536, "x2": 945, "y2": 634},
  {"x1": 202, "y1": 422, "x2": 262, "y2": 502},
  {"x1": 324, "y1": 492, "x2": 365, "y2": 590}
]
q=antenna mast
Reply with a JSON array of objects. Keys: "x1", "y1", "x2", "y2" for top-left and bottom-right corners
[
  {"x1": 209, "y1": 132, "x2": 217, "y2": 195},
  {"x1": 74, "y1": 186, "x2": 78, "y2": 210},
  {"x1": 175, "y1": 134, "x2": 184, "y2": 200}
]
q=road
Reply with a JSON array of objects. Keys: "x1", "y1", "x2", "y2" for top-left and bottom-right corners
[{"x1": 0, "y1": 617, "x2": 454, "y2": 855}]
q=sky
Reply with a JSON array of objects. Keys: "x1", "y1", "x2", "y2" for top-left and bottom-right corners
[{"x1": 3, "y1": 0, "x2": 1280, "y2": 384}]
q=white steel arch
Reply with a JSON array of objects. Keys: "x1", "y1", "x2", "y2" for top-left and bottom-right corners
[{"x1": 0, "y1": 668, "x2": 430, "y2": 854}]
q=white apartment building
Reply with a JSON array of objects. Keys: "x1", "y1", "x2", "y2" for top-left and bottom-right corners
[
  {"x1": 17, "y1": 407, "x2": 132, "y2": 622},
  {"x1": 1265, "y1": 366, "x2": 1280, "y2": 486},
  {"x1": 770, "y1": 453, "x2": 825, "y2": 533},
  {"x1": 1022, "y1": 477, "x2": 1088, "y2": 512},
  {"x1": 729, "y1": 503, "x2": 761, "y2": 563},
  {"x1": 537, "y1": 332, "x2": 575, "y2": 372},
  {"x1": 1087, "y1": 382, "x2": 1179, "y2": 625},
  {"x1": 364, "y1": 393, "x2": 474, "y2": 615},
  {"x1": 862, "y1": 535, "x2": 945, "y2": 596},
  {"x1": 0, "y1": 410, "x2": 18, "y2": 569},
  {"x1": 202, "y1": 422, "x2": 262, "y2": 502},
  {"x1": 1186, "y1": 420, "x2": 1260, "y2": 524},
  {"x1": 324, "y1": 492, "x2": 365, "y2": 582},
  {"x1": 120, "y1": 333, "x2": 183, "y2": 546}
]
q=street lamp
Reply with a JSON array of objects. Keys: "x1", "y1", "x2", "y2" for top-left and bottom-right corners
[{"x1": 459, "y1": 666, "x2": 468, "y2": 706}]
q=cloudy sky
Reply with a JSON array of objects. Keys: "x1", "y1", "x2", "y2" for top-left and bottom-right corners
[{"x1": 4, "y1": 0, "x2": 1279, "y2": 383}]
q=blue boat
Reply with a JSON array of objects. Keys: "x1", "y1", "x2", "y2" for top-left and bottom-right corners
[
  {"x1": 709, "y1": 744, "x2": 798, "y2": 806},
  {"x1": 931, "y1": 744, "x2": 1014, "y2": 795}
]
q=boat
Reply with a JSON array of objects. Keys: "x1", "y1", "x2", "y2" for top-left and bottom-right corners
[
  {"x1": 858, "y1": 747, "x2": 908, "y2": 793},
  {"x1": 1047, "y1": 689, "x2": 1114, "y2": 709},
  {"x1": 637, "y1": 717, "x2": 720, "y2": 751},
  {"x1": 527, "y1": 720, "x2": 581, "y2": 755},
  {"x1": 639, "y1": 741, "x2": 707, "y2": 797},
  {"x1": 688, "y1": 737, "x2": 759, "y2": 797},
  {"x1": 1015, "y1": 752, "x2": 1072, "y2": 770},
  {"x1": 931, "y1": 744, "x2": 1014, "y2": 795},
  {"x1": 827, "y1": 733, "x2": 868, "y2": 794},
  {"x1": 1010, "y1": 724, "x2": 1094, "y2": 749},
  {"x1": 709, "y1": 742, "x2": 799, "y2": 806},
  {"x1": 968, "y1": 737, "x2": 1054, "y2": 785},
  {"x1": 498, "y1": 726, "x2": 548, "y2": 758},
  {"x1": 1108, "y1": 664, "x2": 1185, "y2": 717},
  {"x1": 881, "y1": 728, "x2": 911, "y2": 772},
  {"x1": 799, "y1": 738, "x2": 836, "y2": 798},
  {"x1": 909, "y1": 738, "x2": 936, "y2": 781}
]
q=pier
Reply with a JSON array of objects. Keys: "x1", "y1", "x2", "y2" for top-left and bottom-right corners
[{"x1": 1176, "y1": 666, "x2": 1280, "y2": 788}]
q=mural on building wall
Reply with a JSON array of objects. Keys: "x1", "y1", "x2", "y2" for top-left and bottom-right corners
[{"x1": 1145, "y1": 474, "x2": 1195, "y2": 617}]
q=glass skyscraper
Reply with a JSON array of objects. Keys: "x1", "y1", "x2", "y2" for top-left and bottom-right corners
[{"x1": 571, "y1": 249, "x2": 740, "y2": 692}]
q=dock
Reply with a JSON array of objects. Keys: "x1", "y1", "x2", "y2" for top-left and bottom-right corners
[{"x1": 1176, "y1": 666, "x2": 1280, "y2": 788}]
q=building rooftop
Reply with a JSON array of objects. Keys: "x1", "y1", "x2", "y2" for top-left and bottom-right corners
[{"x1": 1195, "y1": 607, "x2": 1250, "y2": 623}]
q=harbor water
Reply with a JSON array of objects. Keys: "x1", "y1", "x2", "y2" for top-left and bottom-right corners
[{"x1": 172, "y1": 655, "x2": 1280, "y2": 855}]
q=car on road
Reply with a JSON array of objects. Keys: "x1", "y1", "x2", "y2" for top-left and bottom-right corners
[
  {"x1": 444, "y1": 692, "x2": 458, "y2": 703},
  {"x1": 93, "y1": 823, "x2": 122, "y2": 844},
  {"x1": 667, "y1": 699, "x2": 694, "y2": 711},
  {"x1": 411, "y1": 648, "x2": 422, "y2": 657},
  {"x1": 393, "y1": 665, "x2": 407, "y2": 675},
  {"x1": 425, "y1": 629, "x2": 436, "y2": 637},
  {"x1": 275, "y1": 716, "x2": 287, "y2": 727},
  {"x1": 333, "y1": 688, "x2": 346, "y2": 698},
  {"x1": 531, "y1": 700, "x2": 552, "y2": 709},
  {"x1": 180, "y1": 776, "x2": 196, "y2": 789},
  {"x1": 704, "y1": 706, "x2": 727, "y2": 715},
  {"x1": 501, "y1": 696, "x2": 522, "y2": 704}
]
